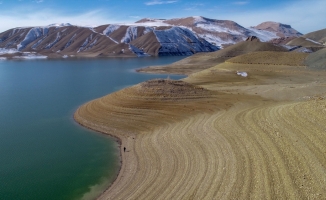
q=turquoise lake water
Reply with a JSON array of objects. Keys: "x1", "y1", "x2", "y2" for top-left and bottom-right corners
[{"x1": 0, "y1": 57, "x2": 185, "y2": 200}]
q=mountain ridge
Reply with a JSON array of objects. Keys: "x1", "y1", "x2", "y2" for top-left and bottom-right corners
[
  {"x1": 0, "y1": 16, "x2": 303, "y2": 59},
  {"x1": 136, "y1": 16, "x2": 302, "y2": 47}
]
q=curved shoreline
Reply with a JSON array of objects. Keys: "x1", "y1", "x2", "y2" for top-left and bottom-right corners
[
  {"x1": 73, "y1": 79, "x2": 228, "y2": 199},
  {"x1": 74, "y1": 61, "x2": 326, "y2": 199},
  {"x1": 73, "y1": 116, "x2": 124, "y2": 200}
]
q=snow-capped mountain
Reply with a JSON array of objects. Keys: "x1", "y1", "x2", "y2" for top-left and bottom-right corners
[
  {"x1": 0, "y1": 23, "x2": 218, "y2": 58},
  {"x1": 136, "y1": 16, "x2": 302, "y2": 48},
  {"x1": 0, "y1": 16, "x2": 302, "y2": 58}
]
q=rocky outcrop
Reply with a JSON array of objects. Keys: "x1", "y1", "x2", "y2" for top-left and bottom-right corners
[{"x1": 246, "y1": 36, "x2": 259, "y2": 41}]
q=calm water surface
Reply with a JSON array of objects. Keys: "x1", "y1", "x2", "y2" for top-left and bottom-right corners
[{"x1": 0, "y1": 57, "x2": 185, "y2": 200}]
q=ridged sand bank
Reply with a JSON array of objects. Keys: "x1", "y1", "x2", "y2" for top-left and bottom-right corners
[{"x1": 75, "y1": 60, "x2": 326, "y2": 199}]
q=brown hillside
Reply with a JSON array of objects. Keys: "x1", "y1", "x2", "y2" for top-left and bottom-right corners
[
  {"x1": 93, "y1": 24, "x2": 109, "y2": 34},
  {"x1": 254, "y1": 21, "x2": 302, "y2": 37},
  {"x1": 109, "y1": 26, "x2": 129, "y2": 43},
  {"x1": 305, "y1": 48, "x2": 326, "y2": 69},
  {"x1": 138, "y1": 40, "x2": 288, "y2": 75},
  {"x1": 227, "y1": 51, "x2": 308, "y2": 66},
  {"x1": 0, "y1": 27, "x2": 32, "y2": 49},
  {"x1": 286, "y1": 37, "x2": 324, "y2": 48},
  {"x1": 130, "y1": 32, "x2": 161, "y2": 56},
  {"x1": 304, "y1": 28, "x2": 326, "y2": 44},
  {"x1": 129, "y1": 26, "x2": 172, "y2": 56},
  {"x1": 213, "y1": 39, "x2": 287, "y2": 57}
]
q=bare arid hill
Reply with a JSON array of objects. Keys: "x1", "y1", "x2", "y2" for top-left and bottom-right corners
[
  {"x1": 286, "y1": 37, "x2": 325, "y2": 48},
  {"x1": 303, "y1": 28, "x2": 326, "y2": 44},
  {"x1": 75, "y1": 52, "x2": 326, "y2": 199},
  {"x1": 137, "y1": 39, "x2": 288, "y2": 75},
  {"x1": 214, "y1": 38, "x2": 288, "y2": 56},
  {"x1": 253, "y1": 21, "x2": 302, "y2": 37},
  {"x1": 305, "y1": 48, "x2": 326, "y2": 69},
  {"x1": 227, "y1": 51, "x2": 308, "y2": 66},
  {"x1": 286, "y1": 28, "x2": 326, "y2": 49}
]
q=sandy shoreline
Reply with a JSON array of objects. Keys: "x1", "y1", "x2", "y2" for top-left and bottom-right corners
[
  {"x1": 74, "y1": 53, "x2": 326, "y2": 199},
  {"x1": 72, "y1": 117, "x2": 124, "y2": 199},
  {"x1": 74, "y1": 79, "x2": 229, "y2": 199},
  {"x1": 73, "y1": 110, "x2": 139, "y2": 200}
]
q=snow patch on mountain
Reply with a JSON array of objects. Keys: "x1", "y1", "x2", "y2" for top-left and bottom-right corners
[
  {"x1": 128, "y1": 19, "x2": 171, "y2": 27},
  {"x1": 64, "y1": 33, "x2": 77, "y2": 49},
  {"x1": 9, "y1": 28, "x2": 23, "y2": 37},
  {"x1": 78, "y1": 36, "x2": 91, "y2": 53},
  {"x1": 305, "y1": 38, "x2": 322, "y2": 45},
  {"x1": 102, "y1": 25, "x2": 121, "y2": 44},
  {"x1": 129, "y1": 44, "x2": 149, "y2": 57},
  {"x1": 247, "y1": 28, "x2": 278, "y2": 42},
  {"x1": 144, "y1": 27, "x2": 155, "y2": 34},
  {"x1": 77, "y1": 34, "x2": 98, "y2": 52},
  {"x1": 193, "y1": 16, "x2": 206, "y2": 24},
  {"x1": 103, "y1": 25, "x2": 121, "y2": 36},
  {"x1": 197, "y1": 23, "x2": 242, "y2": 35},
  {"x1": 108, "y1": 36, "x2": 119, "y2": 44},
  {"x1": 121, "y1": 26, "x2": 138, "y2": 43},
  {"x1": 14, "y1": 23, "x2": 71, "y2": 32},
  {"x1": 281, "y1": 45, "x2": 295, "y2": 50},
  {"x1": 45, "y1": 32, "x2": 61, "y2": 49},
  {"x1": 17, "y1": 27, "x2": 49, "y2": 50},
  {"x1": 294, "y1": 47, "x2": 313, "y2": 53},
  {"x1": 89, "y1": 28, "x2": 98, "y2": 34},
  {"x1": 154, "y1": 27, "x2": 218, "y2": 55},
  {"x1": 199, "y1": 34, "x2": 237, "y2": 47},
  {"x1": 48, "y1": 23, "x2": 72, "y2": 27},
  {"x1": 86, "y1": 38, "x2": 98, "y2": 50},
  {"x1": 32, "y1": 36, "x2": 46, "y2": 49}
]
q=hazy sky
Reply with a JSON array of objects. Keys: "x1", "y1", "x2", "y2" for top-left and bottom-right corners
[{"x1": 0, "y1": 0, "x2": 325, "y2": 33}]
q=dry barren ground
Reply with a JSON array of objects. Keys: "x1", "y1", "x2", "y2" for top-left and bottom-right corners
[{"x1": 75, "y1": 54, "x2": 326, "y2": 199}]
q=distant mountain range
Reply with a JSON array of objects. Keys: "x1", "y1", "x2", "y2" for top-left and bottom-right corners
[
  {"x1": 0, "y1": 16, "x2": 310, "y2": 58},
  {"x1": 137, "y1": 17, "x2": 302, "y2": 46}
]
